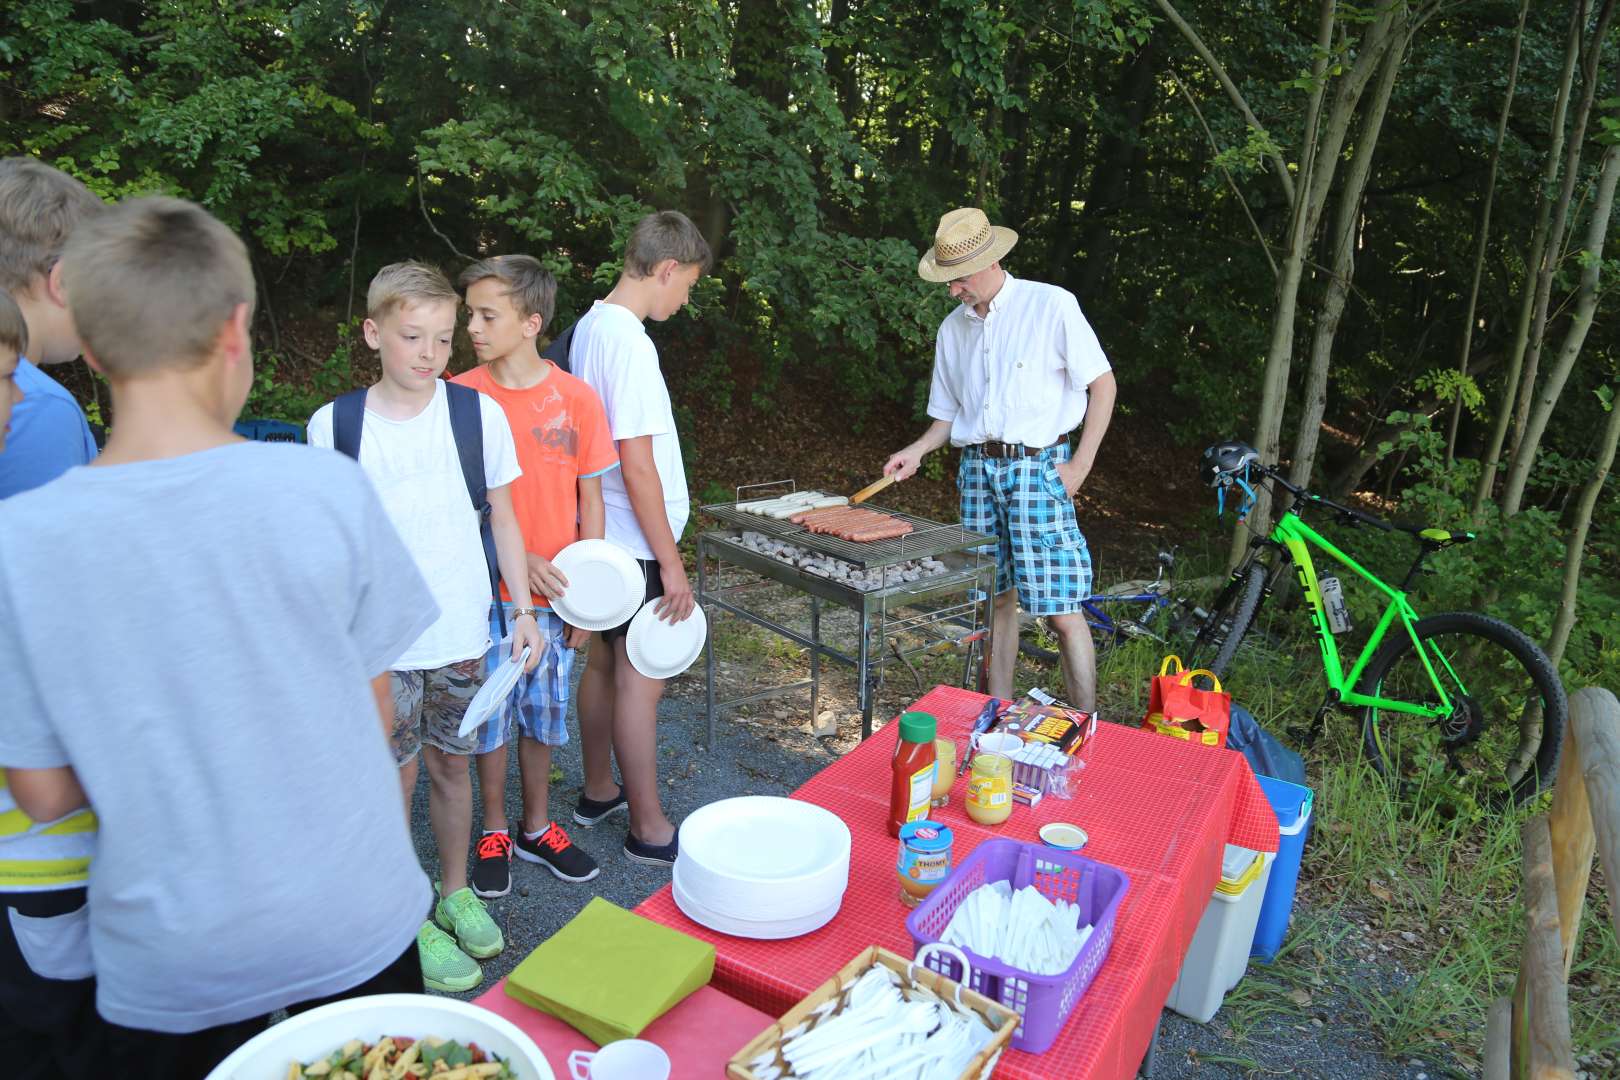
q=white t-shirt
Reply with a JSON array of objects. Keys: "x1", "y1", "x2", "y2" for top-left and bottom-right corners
[
  {"x1": 926, "y1": 274, "x2": 1112, "y2": 447},
  {"x1": 309, "y1": 380, "x2": 521, "y2": 669},
  {"x1": 569, "y1": 301, "x2": 689, "y2": 559}
]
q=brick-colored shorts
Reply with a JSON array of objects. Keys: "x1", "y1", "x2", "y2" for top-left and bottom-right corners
[{"x1": 389, "y1": 656, "x2": 488, "y2": 766}]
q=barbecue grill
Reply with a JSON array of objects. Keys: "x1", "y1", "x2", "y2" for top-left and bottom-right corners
[{"x1": 698, "y1": 482, "x2": 997, "y2": 742}]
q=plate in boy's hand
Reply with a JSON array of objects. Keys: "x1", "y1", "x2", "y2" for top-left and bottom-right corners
[
  {"x1": 626, "y1": 600, "x2": 708, "y2": 680},
  {"x1": 548, "y1": 539, "x2": 645, "y2": 631},
  {"x1": 457, "y1": 644, "x2": 532, "y2": 738}
]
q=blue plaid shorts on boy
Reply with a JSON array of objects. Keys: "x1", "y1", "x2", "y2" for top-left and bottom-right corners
[
  {"x1": 958, "y1": 443, "x2": 1093, "y2": 615},
  {"x1": 481, "y1": 604, "x2": 575, "y2": 749}
]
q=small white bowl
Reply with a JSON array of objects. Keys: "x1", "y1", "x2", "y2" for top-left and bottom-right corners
[{"x1": 1039, "y1": 822, "x2": 1089, "y2": 851}]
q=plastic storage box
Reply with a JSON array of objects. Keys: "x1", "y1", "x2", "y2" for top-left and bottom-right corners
[
  {"x1": 1251, "y1": 774, "x2": 1314, "y2": 961},
  {"x1": 1165, "y1": 845, "x2": 1271, "y2": 1023},
  {"x1": 906, "y1": 839, "x2": 1130, "y2": 1053}
]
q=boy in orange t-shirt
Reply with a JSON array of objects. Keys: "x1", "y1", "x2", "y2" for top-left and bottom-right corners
[{"x1": 453, "y1": 256, "x2": 619, "y2": 896}]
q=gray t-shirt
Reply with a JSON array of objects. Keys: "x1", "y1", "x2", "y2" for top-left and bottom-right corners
[{"x1": 0, "y1": 442, "x2": 437, "y2": 1033}]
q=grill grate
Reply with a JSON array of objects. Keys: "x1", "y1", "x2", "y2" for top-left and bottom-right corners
[{"x1": 701, "y1": 501, "x2": 991, "y2": 568}]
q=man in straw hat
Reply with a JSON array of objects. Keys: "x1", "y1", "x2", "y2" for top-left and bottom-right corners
[{"x1": 884, "y1": 207, "x2": 1115, "y2": 710}]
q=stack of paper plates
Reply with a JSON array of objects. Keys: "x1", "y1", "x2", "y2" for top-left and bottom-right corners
[
  {"x1": 672, "y1": 796, "x2": 850, "y2": 940},
  {"x1": 550, "y1": 539, "x2": 644, "y2": 631}
]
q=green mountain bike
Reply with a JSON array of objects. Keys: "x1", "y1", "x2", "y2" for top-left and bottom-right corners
[{"x1": 1189, "y1": 441, "x2": 1567, "y2": 803}]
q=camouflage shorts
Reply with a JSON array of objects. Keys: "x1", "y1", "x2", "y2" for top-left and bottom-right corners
[{"x1": 389, "y1": 657, "x2": 488, "y2": 766}]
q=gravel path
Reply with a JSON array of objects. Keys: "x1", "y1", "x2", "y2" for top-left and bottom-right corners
[{"x1": 407, "y1": 655, "x2": 1446, "y2": 1079}]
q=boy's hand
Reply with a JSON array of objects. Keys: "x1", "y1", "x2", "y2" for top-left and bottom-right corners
[
  {"x1": 562, "y1": 623, "x2": 591, "y2": 650},
  {"x1": 512, "y1": 615, "x2": 544, "y2": 672},
  {"x1": 655, "y1": 559, "x2": 696, "y2": 623},
  {"x1": 528, "y1": 553, "x2": 569, "y2": 600}
]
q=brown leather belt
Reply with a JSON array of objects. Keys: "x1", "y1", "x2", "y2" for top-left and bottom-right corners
[{"x1": 969, "y1": 439, "x2": 1065, "y2": 459}]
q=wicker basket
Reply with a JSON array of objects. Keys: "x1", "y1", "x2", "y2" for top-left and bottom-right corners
[{"x1": 725, "y1": 945, "x2": 1019, "y2": 1080}]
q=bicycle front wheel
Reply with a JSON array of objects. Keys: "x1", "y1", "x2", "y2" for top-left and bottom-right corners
[
  {"x1": 1187, "y1": 561, "x2": 1266, "y2": 679},
  {"x1": 1358, "y1": 612, "x2": 1567, "y2": 804}
]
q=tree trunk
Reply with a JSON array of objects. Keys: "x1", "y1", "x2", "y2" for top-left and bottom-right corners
[
  {"x1": 1472, "y1": 0, "x2": 1589, "y2": 517},
  {"x1": 1506, "y1": 0, "x2": 1616, "y2": 467},
  {"x1": 1288, "y1": 22, "x2": 1411, "y2": 489},
  {"x1": 1044, "y1": 121, "x2": 1091, "y2": 282},
  {"x1": 1545, "y1": 387, "x2": 1620, "y2": 668},
  {"x1": 1445, "y1": 0, "x2": 1529, "y2": 468},
  {"x1": 1499, "y1": 144, "x2": 1620, "y2": 515},
  {"x1": 1074, "y1": 38, "x2": 1161, "y2": 300}
]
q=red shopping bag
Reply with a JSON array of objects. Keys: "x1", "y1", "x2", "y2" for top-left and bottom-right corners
[{"x1": 1143, "y1": 656, "x2": 1232, "y2": 748}]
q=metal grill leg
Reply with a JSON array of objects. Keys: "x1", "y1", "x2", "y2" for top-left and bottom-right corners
[
  {"x1": 701, "y1": 545, "x2": 717, "y2": 750},
  {"x1": 858, "y1": 610, "x2": 874, "y2": 739},
  {"x1": 809, "y1": 596, "x2": 822, "y2": 733}
]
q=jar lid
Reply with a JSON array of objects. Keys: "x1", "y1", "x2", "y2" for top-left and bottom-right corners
[
  {"x1": 898, "y1": 711, "x2": 937, "y2": 743},
  {"x1": 900, "y1": 821, "x2": 954, "y2": 851}
]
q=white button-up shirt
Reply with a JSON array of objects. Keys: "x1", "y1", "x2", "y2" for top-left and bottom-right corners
[{"x1": 925, "y1": 274, "x2": 1112, "y2": 447}]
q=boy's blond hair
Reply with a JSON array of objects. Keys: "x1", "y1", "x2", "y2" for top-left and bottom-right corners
[
  {"x1": 458, "y1": 255, "x2": 556, "y2": 328},
  {"x1": 0, "y1": 157, "x2": 107, "y2": 295},
  {"x1": 60, "y1": 196, "x2": 254, "y2": 378},
  {"x1": 624, "y1": 211, "x2": 712, "y2": 278},
  {"x1": 367, "y1": 261, "x2": 458, "y2": 322},
  {"x1": 0, "y1": 288, "x2": 27, "y2": 358}
]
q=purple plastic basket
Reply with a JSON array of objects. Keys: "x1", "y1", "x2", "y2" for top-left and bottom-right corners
[{"x1": 905, "y1": 839, "x2": 1130, "y2": 1053}]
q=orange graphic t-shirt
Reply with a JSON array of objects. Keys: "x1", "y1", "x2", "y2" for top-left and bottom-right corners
[{"x1": 452, "y1": 361, "x2": 619, "y2": 606}]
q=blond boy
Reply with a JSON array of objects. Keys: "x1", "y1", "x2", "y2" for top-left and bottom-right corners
[
  {"x1": 452, "y1": 255, "x2": 619, "y2": 895},
  {"x1": 0, "y1": 157, "x2": 103, "y2": 498},
  {"x1": 308, "y1": 262, "x2": 542, "y2": 992},
  {"x1": 570, "y1": 211, "x2": 710, "y2": 866},
  {"x1": 0, "y1": 196, "x2": 439, "y2": 1076},
  {"x1": 0, "y1": 290, "x2": 25, "y2": 450}
]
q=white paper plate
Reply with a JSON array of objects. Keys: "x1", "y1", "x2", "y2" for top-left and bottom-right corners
[
  {"x1": 456, "y1": 644, "x2": 532, "y2": 738},
  {"x1": 549, "y1": 539, "x2": 644, "y2": 631},
  {"x1": 673, "y1": 799, "x2": 848, "y2": 893},
  {"x1": 672, "y1": 878, "x2": 842, "y2": 940},
  {"x1": 672, "y1": 858, "x2": 844, "y2": 923},
  {"x1": 625, "y1": 601, "x2": 708, "y2": 679},
  {"x1": 206, "y1": 993, "x2": 554, "y2": 1079}
]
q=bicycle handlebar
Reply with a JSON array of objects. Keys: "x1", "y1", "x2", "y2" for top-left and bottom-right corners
[{"x1": 1250, "y1": 462, "x2": 1401, "y2": 532}]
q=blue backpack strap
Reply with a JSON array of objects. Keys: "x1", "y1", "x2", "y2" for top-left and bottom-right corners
[
  {"x1": 330, "y1": 389, "x2": 368, "y2": 460},
  {"x1": 445, "y1": 382, "x2": 506, "y2": 639}
]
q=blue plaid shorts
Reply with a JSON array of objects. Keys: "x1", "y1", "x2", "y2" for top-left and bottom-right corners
[
  {"x1": 958, "y1": 444, "x2": 1093, "y2": 615},
  {"x1": 481, "y1": 605, "x2": 575, "y2": 749}
]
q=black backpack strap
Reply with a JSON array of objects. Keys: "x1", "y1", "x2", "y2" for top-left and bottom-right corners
[
  {"x1": 445, "y1": 382, "x2": 506, "y2": 640},
  {"x1": 331, "y1": 389, "x2": 368, "y2": 460},
  {"x1": 539, "y1": 322, "x2": 575, "y2": 374}
]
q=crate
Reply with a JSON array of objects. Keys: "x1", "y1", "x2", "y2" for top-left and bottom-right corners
[
  {"x1": 725, "y1": 946, "x2": 1018, "y2": 1080},
  {"x1": 905, "y1": 839, "x2": 1130, "y2": 1053}
]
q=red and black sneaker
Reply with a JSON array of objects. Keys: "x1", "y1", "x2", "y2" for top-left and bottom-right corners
[
  {"x1": 516, "y1": 822, "x2": 601, "y2": 883},
  {"x1": 470, "y1": 829, "x2": 513, "y2": 898}
]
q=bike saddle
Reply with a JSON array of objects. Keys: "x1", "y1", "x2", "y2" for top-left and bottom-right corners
[
  {"x1": 1200, "y1": 440, "x2": 1261, "y2": 487},
  {"x1": 1405, "y1": 526, "x2": 1476, "y2": 548}
]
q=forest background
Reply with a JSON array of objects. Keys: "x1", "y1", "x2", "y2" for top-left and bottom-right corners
[{"x1": 3, "y1": 0, "x2": 1617, "y2": 695}]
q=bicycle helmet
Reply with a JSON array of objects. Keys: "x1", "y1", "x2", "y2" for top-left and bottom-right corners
[{"x1": 1200, "y1": 441, "x2": 1261, "y2": 488}]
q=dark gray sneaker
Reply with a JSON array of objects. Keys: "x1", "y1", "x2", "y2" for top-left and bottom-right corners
[
  {"x1": 624, "y1": 828, "x2": 678, "y2": 867},
  {"x1": 573, "y1": 786, "x2": 629, "y2": 827}
]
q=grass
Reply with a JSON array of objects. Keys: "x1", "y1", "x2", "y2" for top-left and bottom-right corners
[{"x1": 700, "y1": 561, "x2": 1620, "y2": 1073}]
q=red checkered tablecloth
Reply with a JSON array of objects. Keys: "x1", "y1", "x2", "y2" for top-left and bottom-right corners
[{"x1": 636, "y1": 686, "x2": 1280, "y2": 1079}]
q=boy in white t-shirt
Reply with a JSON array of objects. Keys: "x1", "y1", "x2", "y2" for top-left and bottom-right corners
[
  {"x1": 569, "y1": 211, "x2": 709, "y2": 867},
  {"x1": 308, "y1": 263, "x2": 542, "y2": 993}
]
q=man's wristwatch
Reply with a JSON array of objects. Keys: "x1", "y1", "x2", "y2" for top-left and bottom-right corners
[{"x1": 510, "y1": 607, "x2": 539, "y2": 621}]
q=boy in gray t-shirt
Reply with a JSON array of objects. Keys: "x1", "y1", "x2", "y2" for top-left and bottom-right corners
[{"x1": 0, "y1": 197, "x2": 438, "y2": 1078}]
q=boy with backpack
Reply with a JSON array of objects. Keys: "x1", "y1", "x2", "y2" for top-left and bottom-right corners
[
  {"x1": 307, "y1": 261, "x2": 543, "y2": 992},
  {"x1": 451, "y1": 255, "x2": 619, "y2": 896},
  {"x1": 570, "y1": 211, "x2": 709, "y2": 866},
  {"x1": 0, "y1": 196, "x2": 439, "y2": 1076}
]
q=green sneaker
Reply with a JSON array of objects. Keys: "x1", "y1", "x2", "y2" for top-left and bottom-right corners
[
  {"x1": 416, "y1": 921, "x2": 481, "y2": 993},
  {"x1": 434, "y1": 886, "x2": 505, "y2": 959}
]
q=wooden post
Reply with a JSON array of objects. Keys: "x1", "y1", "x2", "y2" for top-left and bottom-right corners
[
  {"x1": 1546, "y1": 720, "x2": 1593, "y2": 978},
  {"x1": 1570, "y1": 687, "x2": 1620, "y2": 946},
  {"x1": 1519, "y1": 815, "x2": 1576, "y2": 1079}
]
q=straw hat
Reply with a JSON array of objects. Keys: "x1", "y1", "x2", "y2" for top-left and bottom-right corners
[{"x1": 917, "y1": 207, "x2": 1019, "y2": 282}]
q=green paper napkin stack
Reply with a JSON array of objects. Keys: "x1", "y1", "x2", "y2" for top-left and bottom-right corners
[{"x1": 505, "y1": 897, "x2": 716, "y2": 1045}]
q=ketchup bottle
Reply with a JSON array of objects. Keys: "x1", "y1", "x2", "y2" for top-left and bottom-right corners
[{"x1": 889, "y1": 711, "x2": 938, "y2": 837}]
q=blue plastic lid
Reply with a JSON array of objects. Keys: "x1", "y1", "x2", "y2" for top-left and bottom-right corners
[
  {"x1": 899, "y1": 821, "x2": 953, "y2": 852},
  {"x1": 1255, "y1": 774, "x2": 1312, "y2": 832}
]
